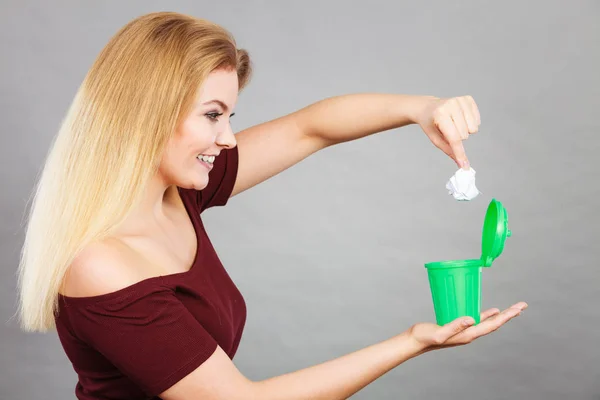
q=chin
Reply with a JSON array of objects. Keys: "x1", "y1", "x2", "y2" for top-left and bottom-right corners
[
  {"x1": 182, "y1": 174, "x2": 210, "y2": 191},
  {"x1": 166, "y1": 166, "x2": 209, "y2": 191}
]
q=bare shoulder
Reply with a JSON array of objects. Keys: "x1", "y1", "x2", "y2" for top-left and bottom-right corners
[{"x1": 61, "y1": 238, "x2": 146, "y2": 298}]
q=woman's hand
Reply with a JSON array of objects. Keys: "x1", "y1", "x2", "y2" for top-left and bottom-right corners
[
  {"x1": 415, "y1": 95, "x2": 481, "y2": 170},
  {"x1": 408, "y1": 302, "x2": 528, "y2": 354}
]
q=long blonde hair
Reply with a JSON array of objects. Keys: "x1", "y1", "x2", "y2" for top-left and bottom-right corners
[{"x1": 17, "y1": 11, "x2": 252, "y2": 332}]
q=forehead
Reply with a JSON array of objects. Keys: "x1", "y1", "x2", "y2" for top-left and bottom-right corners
[{"x1": 195, "y1": 68, "x2": 239, "y2": 108}]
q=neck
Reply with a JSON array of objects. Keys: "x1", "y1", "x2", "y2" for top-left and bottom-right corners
[{"x1": 118, "y1": 173, "x2": 178, "y2": 234}]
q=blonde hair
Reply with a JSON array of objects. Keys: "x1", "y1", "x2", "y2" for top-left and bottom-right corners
[{"x1": 17, "y1": 11, "x2": 252, "y2": 332}]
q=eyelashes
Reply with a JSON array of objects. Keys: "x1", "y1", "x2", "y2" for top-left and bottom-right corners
[
  {"x1": 205, "y1": 112, "x2": 223, "y2": 121},
  {"x1": 204, "y1": 112, "x2": 235, "y2": 122}
]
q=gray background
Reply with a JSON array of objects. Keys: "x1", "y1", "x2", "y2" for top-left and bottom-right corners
[{"x1": 1, "y1": 0, "x2": 598, "y2": 399}]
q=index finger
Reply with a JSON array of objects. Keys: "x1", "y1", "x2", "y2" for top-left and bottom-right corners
[
  {"x1": 435, "y1": 114, "x2": 470, "y2": 169},
  {"x1": 449, "y1": 139, "x2": 469, "y2": 170}
]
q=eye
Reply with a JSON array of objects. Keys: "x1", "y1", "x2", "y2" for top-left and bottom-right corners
[{"x1": 205, "y1": 112, "x2": 223, "y2": 121}]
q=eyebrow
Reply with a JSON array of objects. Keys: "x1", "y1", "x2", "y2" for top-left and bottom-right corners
[{"x1": 201, "y1": 99, "x2": 230, "y2": 113}]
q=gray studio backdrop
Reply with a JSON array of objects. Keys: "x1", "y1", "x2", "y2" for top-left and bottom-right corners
[{"x1": 1, "y1": 1, "x2": 598, "y2": 399}]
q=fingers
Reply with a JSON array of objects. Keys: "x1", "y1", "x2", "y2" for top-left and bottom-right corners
[
  {"x1": 450, "y1": 140, "x2": 468, "y2": 170},
  {"x1": 432, "y1": 316, "x2": 476, "y2": 345},
  {"x1": 480, "y1": 307, "x2": 501, "y2": 321},
  {"x1": 449, "y1": 302, "x2": 528, "y2": 345},
  {"x1": 457, "y1": 96, "x2": 479, "y2": 134},
  {"x1": 433, "y1": 110, "x2": 469, "y2": 169},
  {"x1": 466, "y1": 303, "x2": 526, "y2": 338},
  {"x1": 415, "y1": 303, "x2": 526, "y2": 351},
  {"x1": 448, "y1": 99, "x2": 469, "y2": 140},
  {"x1": 432, "y1": 95, "x2": 481, "y2": 170},
  {"x1": 465, "y1": 95, "x2": 481, "y2": 126}
]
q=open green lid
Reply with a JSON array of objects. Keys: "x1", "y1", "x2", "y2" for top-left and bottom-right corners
[{"x1": 481, "y1": 199, "x2": 512, "y2": 267}]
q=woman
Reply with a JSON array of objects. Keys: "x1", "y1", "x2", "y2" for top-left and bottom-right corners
[{"x1": 17, "y1": 11, "x2": 527, "y2": 400}]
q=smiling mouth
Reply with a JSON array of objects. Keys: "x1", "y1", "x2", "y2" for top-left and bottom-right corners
[
  {"x1": 197, "y1": 154, "x2": 215, "y2": 170},
  {"x1": 197, "y1": 154, "x2": 215, "y2": 164}
]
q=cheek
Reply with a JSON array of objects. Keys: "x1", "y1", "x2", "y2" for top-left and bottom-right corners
[
  {"x1": 158, "y1": 144, "x2": 179, "y2": 174},
  {"x1": 172, "y1": 126, "x2": 196, "y2": 156},
  {"x1": 160, "y1": 136, "x2": 189, "y2": 170},
  {"x1": 182, "y1": 117, "x2": 217, "y2": 148}
]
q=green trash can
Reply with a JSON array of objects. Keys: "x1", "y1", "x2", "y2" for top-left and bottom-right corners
[{"x1": 424, "y1": 199, "x2": 512, "y2": 325}]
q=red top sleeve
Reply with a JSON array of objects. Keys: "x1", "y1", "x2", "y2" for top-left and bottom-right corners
[{"x1": 65, "y1": 284, "x2": 219, "y2": 396}]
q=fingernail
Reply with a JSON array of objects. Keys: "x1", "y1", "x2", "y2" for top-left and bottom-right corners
[
  {"x1": 462, "y1": 317, "x2": 474, "y2": 326},
  {"x1": 457, "y1": 159, "x2": 470, "y2": 170}
]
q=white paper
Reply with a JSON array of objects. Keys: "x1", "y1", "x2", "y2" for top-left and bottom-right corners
[{"x1": 446, "y1": 167, "x2": 480, "y2": 201}]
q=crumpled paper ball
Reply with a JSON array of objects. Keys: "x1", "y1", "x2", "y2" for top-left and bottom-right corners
[{"x1": 446, "y1": 167, "x2": 480, "y2": 201}]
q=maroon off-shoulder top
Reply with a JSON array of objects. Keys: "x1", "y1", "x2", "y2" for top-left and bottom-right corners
[{"x1": 55, "y1": 146, "x2": 246, "y2": 399}]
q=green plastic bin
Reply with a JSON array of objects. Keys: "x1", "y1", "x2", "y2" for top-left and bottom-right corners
[{"x1": 425, "y1": 199, "x2": 512, "y2": 325}]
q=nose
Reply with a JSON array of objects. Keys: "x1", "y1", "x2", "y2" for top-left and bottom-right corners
[{"x1": 215, "y1": 122, "x2": 236, "y2": 149}]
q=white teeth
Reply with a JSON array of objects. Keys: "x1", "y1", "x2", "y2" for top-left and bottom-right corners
[{"x1": 197, "y1": 154, "x2": 215, "y2": 164}]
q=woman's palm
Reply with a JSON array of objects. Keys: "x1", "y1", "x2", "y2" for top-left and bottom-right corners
[{"x1": 410, "y1": 302, "x2": 528, "y2": 352}]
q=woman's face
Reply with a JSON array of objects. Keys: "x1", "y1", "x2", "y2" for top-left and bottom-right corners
[{"x1": 159, "y1": 68, "x2": 239, "y2": 190}]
